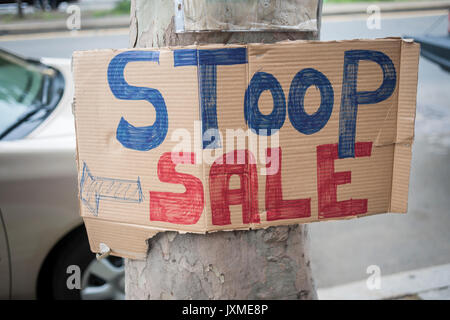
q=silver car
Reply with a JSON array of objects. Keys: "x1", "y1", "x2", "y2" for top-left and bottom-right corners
[{"x1": 0, "y1": 49, "x2": 124, "y2": 300}]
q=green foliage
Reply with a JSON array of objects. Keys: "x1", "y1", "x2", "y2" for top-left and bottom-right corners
[
  {"x1": 1, "y1": 11, "x2": 65, "y2": 23},
  {"x1": 325, "y1": 0, "x2": 411, "y2": 2},
  {"x1": 111, "y1": 0, "x2": 132, "y2": 15},
  {"x1": 92, "y1": 0, "x2": 131, "y2": 18}
]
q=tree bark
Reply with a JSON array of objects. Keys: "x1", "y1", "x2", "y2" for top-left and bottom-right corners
[
  {"x1": 17, "y1": 0, "x2": 23, "y2": 19},
  {"x1": 125, "y1": 0, "x2": 321, "y2": 300}
]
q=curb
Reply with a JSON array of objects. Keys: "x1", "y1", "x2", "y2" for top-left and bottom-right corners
[
  {"x1": 317, "y1": 263, "x2": 450, "y2": 300},
  {"x1": 323, "y1": 0, "x2": 450, "y2": 16}
]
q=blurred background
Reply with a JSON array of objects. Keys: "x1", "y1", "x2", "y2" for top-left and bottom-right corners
[{"x1": 0, "y1": 0, "x2": 449, "y2": 300}]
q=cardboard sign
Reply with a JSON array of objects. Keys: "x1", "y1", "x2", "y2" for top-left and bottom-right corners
[{"x1": 72, "y1": 38, "x2": 419, "y2": 259}]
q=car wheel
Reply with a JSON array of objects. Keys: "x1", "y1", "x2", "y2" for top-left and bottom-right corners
[
  {"x1": 46, "y1": 227, "x2": 125, "y2": 300},
  {"x1": 80, "y1": 255, "x2": 125, "y2": 300}
]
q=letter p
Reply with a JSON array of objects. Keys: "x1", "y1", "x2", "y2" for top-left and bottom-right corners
[{"x1": 339, "y1": 50, "x2": 396, "y2": 158}]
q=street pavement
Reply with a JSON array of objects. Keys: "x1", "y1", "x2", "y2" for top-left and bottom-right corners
[
  {"x1": 0, "y1": 12, "x2": 449, "y2": 295},
  {"x1": 0, "y1": 29, "x2": 129, "y2": 59},
  {"x1": 312, "y1": 13, "x2": 450, "y2": 291}
]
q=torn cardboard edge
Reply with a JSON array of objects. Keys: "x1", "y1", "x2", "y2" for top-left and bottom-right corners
[
  {"x1": 73, "y1": 38, "x2": 420, "y2": 260},
  {"x1": 389, "y1": 40, "x2": 420, "y2": 213},
  {"x1": 84, "y1": 210, "x2": 405, "y2": 260}
]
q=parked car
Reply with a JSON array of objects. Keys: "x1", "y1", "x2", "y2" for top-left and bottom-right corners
[
  {"x1": 0, "y1": 49, "x2": 124, "y2": 299},
  {"x1": 0, "y1": 0, "x2": 78, "y2": 10}
]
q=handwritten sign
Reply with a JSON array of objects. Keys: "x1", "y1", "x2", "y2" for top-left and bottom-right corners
[{"x1": 72, "y1": 38, "x2": 419, "y2": 259}]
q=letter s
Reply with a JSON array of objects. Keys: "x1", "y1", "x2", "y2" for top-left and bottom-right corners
[
  {"x1": 150, "y1": 152, "x2": 204, "y2": 225},
  {"x1": 107, "y1": 51, "x2": 168, "y2": 151}
]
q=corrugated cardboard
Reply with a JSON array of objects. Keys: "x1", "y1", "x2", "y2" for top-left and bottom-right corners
[{"x1": 72, "y1": 38, "x2": 420, "y2": 259}]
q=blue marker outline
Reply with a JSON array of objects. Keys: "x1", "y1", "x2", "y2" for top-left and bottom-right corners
[
  {"x1": 174, "y1": 48, "x2": 248, "y2": 149},
  {"x1": 339, "y1": 50, "x2": 397, "y2": 158},
  {"x1": 288, "y1": 68, "x2": 334, "y2": 135},
  {"x1": 108, "y1": 50, "x2": 168, "y2": 151},
  {"x1": 244, "y1": 71, "x2": 286, "y2": 136},
  {"x1": 80, "y1": 162, "x2": 143, "y2": 216}
]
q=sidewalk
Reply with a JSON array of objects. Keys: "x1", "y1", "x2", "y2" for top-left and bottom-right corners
[
  {"x1": 1, "y1": 1, "x2": 449, "y2": 36},
  {"x1": 0, "y1": 15, "x2": 130, "y2": 36},
  {"x1": 318, "y1": 263, "x2": 450, "y2": 300}
]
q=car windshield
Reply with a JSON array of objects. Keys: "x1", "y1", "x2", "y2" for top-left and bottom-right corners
[{"x1": 0, "y1": 49, "x2": 64, "y2": 141}]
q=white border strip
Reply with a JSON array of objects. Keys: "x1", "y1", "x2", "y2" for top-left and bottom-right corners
[{"x1": 174, "y1": 0, "x2": 185, "y2": 33}]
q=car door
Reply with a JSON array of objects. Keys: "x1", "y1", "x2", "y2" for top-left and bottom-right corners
[{"x1": 0, "y1": 210, "x2": 10, "y2": 299}]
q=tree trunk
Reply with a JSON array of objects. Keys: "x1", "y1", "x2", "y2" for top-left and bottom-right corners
[
  {"x1": 125, "y1": 0, "x2": 321, "y2": 300},
  {"x1": 17, "y1": 0, "x2": 23, "y2": 19}
]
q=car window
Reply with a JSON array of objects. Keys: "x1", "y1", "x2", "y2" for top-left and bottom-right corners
[{"x1": 0, "y1": 50, "x2": 64, "y2": 141}]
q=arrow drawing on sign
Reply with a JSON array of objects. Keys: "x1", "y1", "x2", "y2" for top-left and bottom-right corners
[{"x1": 80, "y1": 162, "x2": 143, "y2": 216}]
